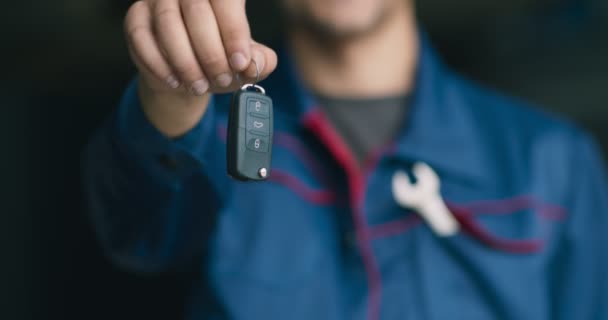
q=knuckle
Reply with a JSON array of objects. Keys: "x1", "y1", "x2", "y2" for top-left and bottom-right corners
[
  {"x1": 124, "y1": 2, "x2": 145, "y2": 28},
  {"x1": 200, "y1": 54, "x2": 225, "y2": 71},
  {"x1": 173, "y1": 61, "x2": 198, "y2": 78},
  {"x1": 125, "y1": 25, "x2": 148, "y2": 41},
  {"x1": 210, "y1": 0, "x2": 245, "y2": 6},
  {"x1": 224, "y1": 37, "x2": 248, "y2": 54},
  {"x1": 155, "y1": 6, "x2": 180, "y2": 21},
  {"x1": 225, "y1": 28, "x2": 245, "y2": 42},
  {"x1": 181, "y1": 0, "x2": 209, "y2": 12}
]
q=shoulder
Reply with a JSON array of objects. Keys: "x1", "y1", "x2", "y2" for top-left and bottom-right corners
[
  {"x1": 448, "y1": 72, "x2": 605, "y2": 198},
  {"x1": 452, "y1": 72, "x2": 582, "y2": 142},
  {"x1": 448, "y1": 72, "x2": 593, "y2": 155}
]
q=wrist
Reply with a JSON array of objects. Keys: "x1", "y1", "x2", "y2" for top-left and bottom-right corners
[{"x1": 138, "y1": 79, "x2": 211, "y2": 138}]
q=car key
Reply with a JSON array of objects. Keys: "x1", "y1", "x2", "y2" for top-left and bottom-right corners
[{"x1": 227, "y1": 83, "x2": 273, "y2": 181}]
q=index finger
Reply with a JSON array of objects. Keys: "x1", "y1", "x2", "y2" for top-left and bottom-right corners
[{"x1": 210, "y1": 0, "x2": 252, "y2": 72}]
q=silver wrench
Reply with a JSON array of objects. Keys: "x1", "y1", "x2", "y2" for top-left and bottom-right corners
[{"x1": 392, "y1": 162, "x2": 460, "y2": 237}]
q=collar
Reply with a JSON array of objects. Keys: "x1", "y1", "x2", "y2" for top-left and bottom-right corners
[{"x1": 265, "y1": 32, "x2": 492, "y2": 185}]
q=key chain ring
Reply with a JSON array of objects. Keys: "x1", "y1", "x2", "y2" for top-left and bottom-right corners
[
  {"x1": 252, "y1": 58, "x2": 260, "y2": 84},
  {"x1": 241, "y1": 83, "x2": 266, "y2": 95}
]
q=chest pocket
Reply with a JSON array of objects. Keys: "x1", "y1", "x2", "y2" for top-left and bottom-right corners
[{"x1": 411, "y1": 195, "x2": 565, "y2": 320}]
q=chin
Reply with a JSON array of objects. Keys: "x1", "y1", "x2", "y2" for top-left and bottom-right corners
[{"x1": 284, "y1": 0, "x2": 397, "y2": 38}]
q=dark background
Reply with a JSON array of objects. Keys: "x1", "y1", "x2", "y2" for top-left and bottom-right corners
[{"x1": 2, "y1": 0, "x2": 606, "y2": 319}]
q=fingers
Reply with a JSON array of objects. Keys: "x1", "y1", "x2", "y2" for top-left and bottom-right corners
[
  {"x1": 153, "y1": 0, "x2": 209, "y2": 95},
  {"x1": 181, "y1": 0, "x2": 233, "y2": 89},
  {"x1": 210, "y1": 0, "x2": 252, "y2": 71},
  {"x1": 124, "y1": 0, "x2": 277, "y2": 96},
  {"x1": 125, "y1": 1, "x2": 178, "y2": 89}
]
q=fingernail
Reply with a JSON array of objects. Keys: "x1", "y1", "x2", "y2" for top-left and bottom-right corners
[
  {"x1": 191, "y1": 79, "x2": 209, "y2": 96},
  {"x1": 166, "y1": 76, "x2": 180, "y2": 89},
  {"x1": 215, "y1": 73, "x2": 233, "y2": 88},
  {"x1": 230, "y1": 53, "x2": 248, "y2": 70}
]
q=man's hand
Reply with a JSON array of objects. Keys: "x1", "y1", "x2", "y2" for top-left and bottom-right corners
[{"x1": 124, "y1": 0, "x2": 277, "y2": 137}]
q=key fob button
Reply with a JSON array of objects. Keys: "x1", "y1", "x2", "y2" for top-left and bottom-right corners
[
  {"x1": 247, "y1": 99, "x2": 270, "y2": 117},
  {"x1": 246, "y1": 116, "x2": 269, "y2": 135},
  {"x1": 246, "y1": 134, "x2": 269, "y2": 152},
  {"x1": 249, "y1": 111, "x2": 268, "y2": 119}
]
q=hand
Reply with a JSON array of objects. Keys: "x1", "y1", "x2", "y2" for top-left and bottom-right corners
[{"x1": 124, "y1": 0, "x2": 278, "y2": 137}]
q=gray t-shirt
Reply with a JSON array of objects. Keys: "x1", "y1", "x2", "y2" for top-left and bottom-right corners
[{"x1": 316, "y1": 94, "x2": 409, "y2": 166}]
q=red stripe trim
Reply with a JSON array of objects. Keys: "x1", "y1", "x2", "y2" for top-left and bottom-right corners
[
  {"x1": 268, "y1": 169, "x2": 336, "y2": 205},
  {"x1": 456, "y1": 195, "x2": 566, "y2": 220},
  {"x1": 449, "y1": 204, "x2": 544, "y2": 254},
  {"x1": 369, "y1": 215, "x2": 423, "y2": 239},
  {"x1": 217, "y1": 125, "x2": 228, "y2": 141},
  {"x1": 273, "y1": 131, "x2": 332, "y2": 185},
  {"x1": 362, "y1": 143, "x2": 398, "y2": 178},
  {"x1": 369, "y1": 195, "x2": 562, "y2": 254},
  {"x1": 370, "y1": 195, "x2": 567, "y2": 240},
  {"x1": 370, "y1": 208, "x2": 543, "y2": 254},
  {"x1": 304, "y1": 109, "x2": 382, "y2": 320}
]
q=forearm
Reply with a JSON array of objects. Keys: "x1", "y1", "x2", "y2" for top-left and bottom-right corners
[{"x1": 82, "y1": 80, "x2": 223, "y2": 272}]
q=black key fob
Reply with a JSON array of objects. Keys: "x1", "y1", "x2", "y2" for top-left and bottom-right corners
[{"x1": 227, "y1": 84, "x2": 273, "y2": 181}]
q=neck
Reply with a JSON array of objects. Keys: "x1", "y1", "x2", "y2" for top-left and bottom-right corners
[{"x1": 288, "y1": 3, "x2": 418, "y2": 98}]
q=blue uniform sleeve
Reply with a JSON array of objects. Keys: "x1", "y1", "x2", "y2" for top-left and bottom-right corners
[
  {"x1": 82, "y1": 79, "x2": 224, "y2": 273},
  {"x1": 552, "y1": 132, "x2": 608, "y2": 320}
]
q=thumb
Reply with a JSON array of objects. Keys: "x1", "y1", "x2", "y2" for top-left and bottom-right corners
[{"x1": 241, "y1": 40, "x2": 278, "y2": 83}]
